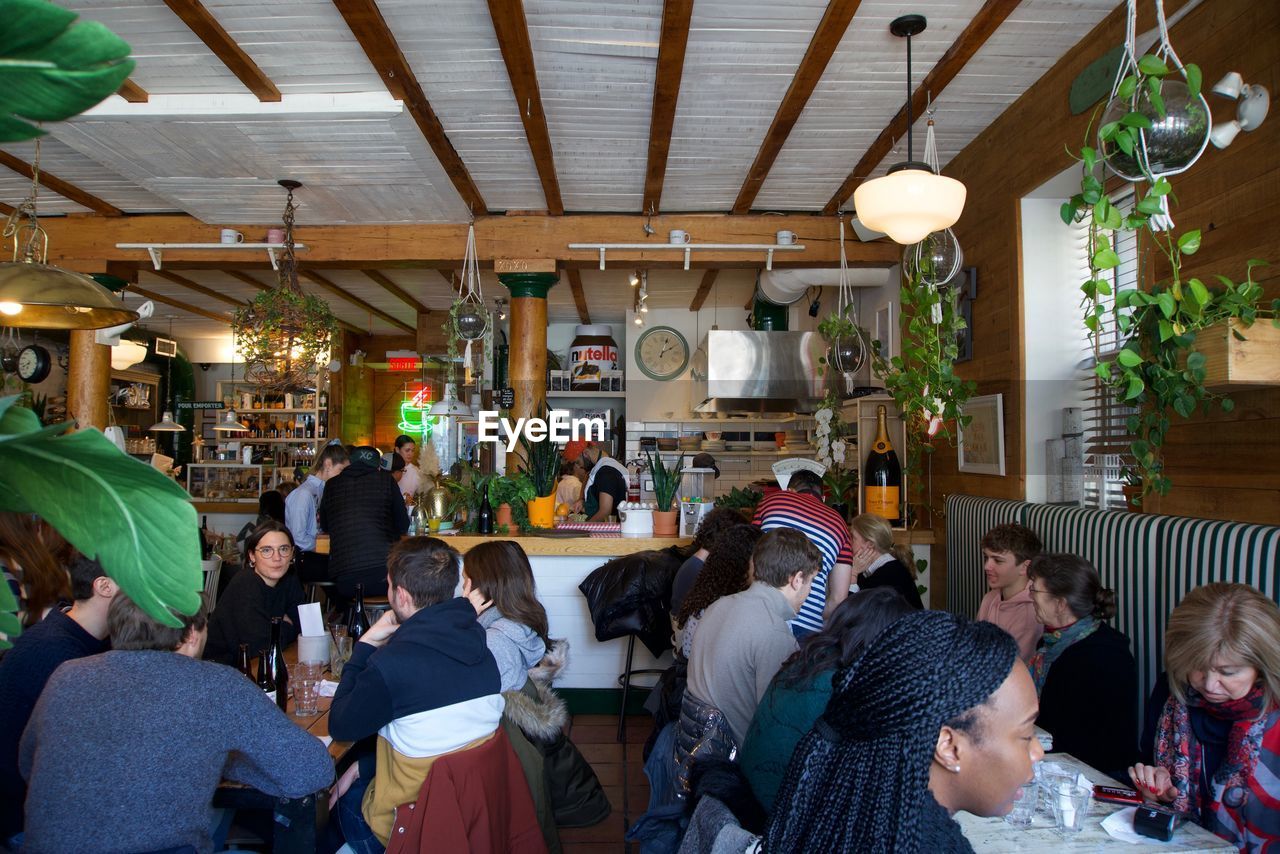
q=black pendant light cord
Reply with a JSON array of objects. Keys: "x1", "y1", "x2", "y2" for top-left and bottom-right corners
[
  {"x1": 886, "y1": 14, "x2": 929, "y2": 175},
  {"x1": 906, "y1": 30, "x2": 914, "y2": 162}
]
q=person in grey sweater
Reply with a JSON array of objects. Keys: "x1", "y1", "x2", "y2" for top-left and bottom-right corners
[
  {"x1": 19, "y1": 593, "x2": 334, "y2": 854},
  {"x1": 686, "y1": 529, "x2": 822, "y2": 744},
  {"x1": 463, "y1": 541, "x2": 550, "y2": 692}
]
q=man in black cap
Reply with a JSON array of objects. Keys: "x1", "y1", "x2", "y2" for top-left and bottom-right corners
[{"x1": 319, "y1": 445, "x2": 409, "y2": 602}]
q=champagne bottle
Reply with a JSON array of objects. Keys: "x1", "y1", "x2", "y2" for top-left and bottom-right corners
[
  {"x1": 236, "y1": 643, "x2": 253, "y2": 679},
  {"x1": 477, "y1": 489, "x2": 494, "y2": 535},
  {"x1": 256, "y1": 649, "x2": 276, "y2": 703},
  {"x1": 348, "y1": 584, "x2": 369, "y2": 642},
  {"x1": 864, "y1": 405, "x2": 902, "y2": 524},
  {"x1": 270, "y1": 617, "x2": 288, "y2": 711}
]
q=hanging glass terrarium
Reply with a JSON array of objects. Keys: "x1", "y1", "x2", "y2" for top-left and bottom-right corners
[{"x1": 232, "y1": 180, "x2": 338, "y2": 392}]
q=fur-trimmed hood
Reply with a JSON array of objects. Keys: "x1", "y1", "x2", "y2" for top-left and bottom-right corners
[{"x1": 503, "y1": 638, "x2": 570, "y2": 741}]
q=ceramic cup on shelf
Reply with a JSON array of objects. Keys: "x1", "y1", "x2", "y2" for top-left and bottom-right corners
[
  {"x1": 775, "y1": 230, "x2": 796, "y2": 245},
  {"x1": 220, "y1": 228, "x2": 244, "y2": 244},
  {"x1": 669, "y1": 229, "x2": 690, "y2": 245},
  {"x1": 266, "y1": 227, "x2": 284, "y2": 243}
]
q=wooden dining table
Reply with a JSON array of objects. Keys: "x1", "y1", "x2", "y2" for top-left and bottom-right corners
[
  {"x1": 214, "y1": 649, "x2": 356, "y2": 853},
  {"x1": 956, "y1": 753, "x2": 1235, "y2": 852}
]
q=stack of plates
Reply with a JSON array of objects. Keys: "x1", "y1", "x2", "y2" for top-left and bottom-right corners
[
  {"x1": 725, "y1": 441, "x2": 752, "y2": 451},
  {"x1": 753, "y1": 441, "x2": 777, "y2": 452},
  {"x1": 701, "y1": 440, "x2": 726, "y2": 452},
  {"x1": 678, "y1": 436, "x2": 701, "y2": 450}
]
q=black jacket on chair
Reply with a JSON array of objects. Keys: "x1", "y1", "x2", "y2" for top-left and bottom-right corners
[{"x1": 318, "y1": 463, "x2": 409, "y2": 598}]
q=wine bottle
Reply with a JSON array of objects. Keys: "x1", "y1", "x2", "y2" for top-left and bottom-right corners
[
  {"x1": 236, "y1": 643, "x2": 253, "y2": 679},
  {"x1": 348, "y1": 584, "x2": 369, "y2": 642},
  {"x1": 864, "y1": 405, "x2": 902, "y2": 524},
  {"x1": 270, "y1": 617, "x2": 288, "y2": 712},
  {"x1": 200, "y1": 516, "x2": 212, "y2": 560},
  {"x1": 477, "y1": 489, "x2": 494, "y2": 534},
  {"x1": 256, "y1": 648, "x2": 276, "y2": 703}
]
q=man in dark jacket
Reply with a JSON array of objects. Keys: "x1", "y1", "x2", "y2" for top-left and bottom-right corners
[
  {"x1": 328, "y1": 537, "x2": 504, "y2": 851},
  {"x1": 318, "y1": 445, "x2": 409, "y2": 600}
]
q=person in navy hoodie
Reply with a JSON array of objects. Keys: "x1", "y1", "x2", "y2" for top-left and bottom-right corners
[{"x1": 328, "y1": 537, "x2": 505, "y2": 853}]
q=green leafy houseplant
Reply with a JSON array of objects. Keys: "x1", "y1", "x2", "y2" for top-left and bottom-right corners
[
  {"x1": 870, "y1": 264, "x2": 976, "y2": 518},
  {"x1": 0, "y1": 0, "x2": 135, "y2": 143},
  {"x1": 518, "y1": 430, "x2": 562, "y2": 499},
  {"x1": 1062, "y1": 57, "x2": 1277, "y2": 499},
  {"x1": 644, "y1": 449, "x2": 681, "y2": 513},
  {"x1": 713, "y1": 486, "x2": 761, "y2": 513},
  {"x1": 0, "y1": 395, "x2": 201, "y2": 646},
  {"x1": 233, "y1": 287, "x2": 338, "y2": 390},
  {"x1": 489, "y1": 472, "x2": 536, "y2": 533}
]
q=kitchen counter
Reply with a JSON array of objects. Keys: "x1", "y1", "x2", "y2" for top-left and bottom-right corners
[{"x1": 313, "y1": 533, "x2": 690, "y2": 556}]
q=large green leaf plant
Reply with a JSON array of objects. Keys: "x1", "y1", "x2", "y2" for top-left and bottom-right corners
[
  {"x1": 0, "y1": 0, "x2": 135, "y2": 142},
  {"x1": 0, "y1": 395, "x2": 201, "y2": 647},
  {"x1": 1062, "y1": 57, "x2": 1278, "y2": 500}
]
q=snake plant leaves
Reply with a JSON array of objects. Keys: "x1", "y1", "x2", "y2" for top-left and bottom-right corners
[
  {"x1": 0, "y1": 0, "x2": 136, "y2": 143},
  {"x1": 0, "y1": 395, "x2": 200, "y2": 627}
]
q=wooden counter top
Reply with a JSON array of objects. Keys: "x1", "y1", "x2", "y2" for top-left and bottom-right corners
[
  {"x1": 892, "y1": 528, "x2": 936, "y2": 546},
  {"x1": 193, "y1": 501, "x2": 259, "y2": 514},
  {"x1": 313, "y1": 532, "x2": 689, "y2": 556}
]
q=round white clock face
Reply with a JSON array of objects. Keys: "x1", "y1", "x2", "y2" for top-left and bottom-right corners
[
  {"x1": 636, "y1": 326, "x2": 689, "y2": 381},
  {"x1": 18, "y1": 346, "x2": 49, "y2": 383}
]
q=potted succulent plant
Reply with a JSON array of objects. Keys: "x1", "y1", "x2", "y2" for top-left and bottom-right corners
[
  {"x1": 644, "y1": 448, "x2": 682, "y2": 536},
  {"x1": 518, "y1": 431, "x2": 562, "y2": 529}
]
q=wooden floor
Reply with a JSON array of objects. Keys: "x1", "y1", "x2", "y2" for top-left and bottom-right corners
[{"x1": 560, "y1": 714, "x2": 651, "y2": 854}]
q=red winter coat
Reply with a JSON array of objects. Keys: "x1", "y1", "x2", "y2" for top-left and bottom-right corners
[{"x1": 385, "y1": 728, "x2": 546, "y2": 854}]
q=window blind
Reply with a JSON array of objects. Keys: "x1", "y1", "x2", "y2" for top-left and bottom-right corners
[{"x1": 1080, "y1": 185, "x2": 1139, "y2": 510}]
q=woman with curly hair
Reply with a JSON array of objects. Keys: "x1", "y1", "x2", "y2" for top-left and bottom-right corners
[
  {"x1": 675, "y1": 524, "x2": 761, "y2": 660},
  {"x1": 671, "y1": 507, "x2": 749, "y2": 617}
]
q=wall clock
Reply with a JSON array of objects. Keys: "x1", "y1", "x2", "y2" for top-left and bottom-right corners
[
  {"x1": 17, "y1": 345, "x2": 51, "y2": 384},
  {"x1": 635, "y1": 326, "x2": 689, "y2": 381}
]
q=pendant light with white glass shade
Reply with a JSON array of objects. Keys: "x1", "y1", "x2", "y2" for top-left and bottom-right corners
[
  {"x1": 212, "y1": 342, "x2": 250, "y2": 433},
  {"x1": 852, "y1": 15, "x2": 967, "y2": 245}
]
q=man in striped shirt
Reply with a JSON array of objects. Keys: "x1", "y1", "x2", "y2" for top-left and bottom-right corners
[{"x1": 752, "y1": 470, "x2": 854, "y2": 638}]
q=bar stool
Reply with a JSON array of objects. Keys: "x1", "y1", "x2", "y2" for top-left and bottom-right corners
[
  {"x1": 363, "y1": 595, "x2": 391, "y2": 624},
  {"x1": 616, "y1": 632, "x2": 665, "y2": 742}
]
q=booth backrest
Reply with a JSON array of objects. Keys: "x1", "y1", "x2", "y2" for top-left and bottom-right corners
[{"x1": 947, "y1": 494, "x2": 1280, "y2": 723}]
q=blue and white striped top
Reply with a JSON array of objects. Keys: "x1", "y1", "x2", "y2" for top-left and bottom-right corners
[{"x1": 753, "y1": 490, "x2": 854, "y2": 635}]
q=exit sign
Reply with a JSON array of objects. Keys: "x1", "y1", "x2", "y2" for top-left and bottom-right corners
[{"x1": 388, "y1": 357, "x2": 421, "y2": 371}]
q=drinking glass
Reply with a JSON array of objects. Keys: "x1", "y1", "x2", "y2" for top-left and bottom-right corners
[
  {"x1": 329, "y1": 635, "x2": 352, "y2": 679},
  {"x1": 1051, "y1": 782, "x2": 1091, "y2": 833},
  {"x1": 293, "y1": 662, "x2": 322, "y2": 716},
  {"x1": 1005, "y1": 783, "x2": 1039, "y2": 829}
]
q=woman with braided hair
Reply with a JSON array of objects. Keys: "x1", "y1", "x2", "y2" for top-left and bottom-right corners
[{"x1": 763, "y1": 609, "x2": 1042, "y2": 852}]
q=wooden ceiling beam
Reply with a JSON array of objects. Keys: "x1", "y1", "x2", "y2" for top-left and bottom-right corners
[
  {"x1": 148, "y1": 269, "x2": 247, "y2": 310},
  {"x1": 0, "y1": 152, "x2": 123, "y2": 217},
  {"x1": 223, "y1": 270, "x2": 271, "y2": 291},
  {"x1": 642, "y1": 0, "x2": 695, "y2": 215},
  {"x1": 362, "y1": 269, "x2": 431, "y2": 315},
  {"x1": 689, "y1": 269, "x2": 720, "y2": 312},
  {"x1": 564, "y1": 269, "x2": 590, "y2": 324},
  {"x1": 117, "y1": 79, "x2": 150, "y2": 103},
  {"x1": 298, "y1": 269, "x2": 415, "y2": 334},
  {"x1": 43, "y1": 213, "x2": 900, "y2": 269},
  {"x1": 485, "y1": 0, "x2": 565, "y2": 215},
  {"x1": 161, "y1": 0, "x2": 281, "y2": 101},
  {"x1": 334, "y1": 0, "x2": 487, "y2": 214},
  {"x1": 127, "y1": 285, "x2": 231, "y2": 324},
  {"x1": 0, "y1": 200, "x2": 13, "y2": 216},
  {"x1": 732, "y1": 0, "x2": 863, "y2": 214},
  {"x1": 824, "y1": 0, "x2": 1023, "y2": 215}
]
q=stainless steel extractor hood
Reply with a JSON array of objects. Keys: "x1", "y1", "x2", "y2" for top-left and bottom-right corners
[{"x1": 691, "y1": 330, "x2": 825, "y2": 413}]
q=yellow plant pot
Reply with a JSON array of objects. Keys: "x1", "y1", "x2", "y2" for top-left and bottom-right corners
[{"x1": 527, "y1": 495, "x2": 556, "y2": 528}]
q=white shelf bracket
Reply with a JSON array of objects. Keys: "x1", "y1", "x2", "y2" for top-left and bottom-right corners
[
  {"x1": 266, "y1": 246, "x2": 281, "y2": 271},
  {"x1": 766, "y1": 248, "x2": 775, "y2": 271},
  {"x1": 147, "y1": 247, "x2": 163, "y2": 270},
  {"x1": 598, "y1": 247, "x2": 607, "y2": 271},
  {"x1": 683, "y1": 247, "x2": 691, "y2": 270}
]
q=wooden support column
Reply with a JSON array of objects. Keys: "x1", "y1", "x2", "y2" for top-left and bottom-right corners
[
  {"x1": 333, "y1": 330, "x2": 375, "y2": 446},
  {"x1": 67, "y1": 329, "x2": 111, "y2": 430},
  {"x1": 499, "y1": 270, "x2": 557, "y2": 472},
  {"x1": 415, "y1": 311, "x2": 433, "y2": 355}
]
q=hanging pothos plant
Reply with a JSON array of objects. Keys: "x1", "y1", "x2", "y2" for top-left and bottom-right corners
[
  {"x1": 233, "y1": 288, "x2": 338, "y2": 389},
  {"x1": 870, "y1": 264, "x2": 976, "y2": 517},
  {"x1": 1061, "y1": 55, "x2": 1278, "y2": 501}
]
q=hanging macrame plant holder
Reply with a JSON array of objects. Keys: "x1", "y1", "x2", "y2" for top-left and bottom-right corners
[
  {"x1": 829, "y1": 217, "x2": 867, "y2": 393},
  {"x1": 1098, "y1": 0, "x2": 1210, "y2": 230},
  {"x1": 902, "y1": 120, "x2": 964, "y2": 288},
  {"x1": 452, "y1": 223, "x2": 489, "y2": 387}
]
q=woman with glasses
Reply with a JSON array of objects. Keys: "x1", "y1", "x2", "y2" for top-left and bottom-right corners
[{"x1": 204, "y1": 521, "x2": 305, "y2": 665}]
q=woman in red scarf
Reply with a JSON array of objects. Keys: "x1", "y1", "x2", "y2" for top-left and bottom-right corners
[{"x1": 1129, "y1": 583, "x2": 1280, "y2": 852}]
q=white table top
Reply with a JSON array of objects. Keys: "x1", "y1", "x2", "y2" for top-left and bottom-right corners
[{"x1": 956, "y1": 754, "x2": 1235, "y2": 853}]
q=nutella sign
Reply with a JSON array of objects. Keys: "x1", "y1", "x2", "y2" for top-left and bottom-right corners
[{"x1": 569, "y1": 325, "x2": 618, "y2": 391}]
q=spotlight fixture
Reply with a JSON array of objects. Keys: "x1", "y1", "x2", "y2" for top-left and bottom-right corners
[
  {"x1": 493, "y1": 297, "x2": 507, "y2": 321},
  {"x1": 629, "y1": 271, "x2": 641, "y2": 288},
  {"x1": 1209, "y1": 72, "x2": 1270, "y2": 149},
  {"x1": 633, "y1": 313, "x2": 643, "y2": 326},
  {"x1": 808, "y1": 295, "x2": 821, "y2": 318},
  {"x1": 639, "y1": 301, "x2": 649, "y2": 314}
]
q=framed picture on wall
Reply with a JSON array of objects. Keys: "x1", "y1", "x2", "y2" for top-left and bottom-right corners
[
  {"x1": 954, "y1": 266, "x2": 977, "y2": 363},
  {"x1": 874, "y1": 303, "x2": 895, "y2": 359},
  {"x1": 958, "y1": 393, "x2": 1006, "y2": 475}
]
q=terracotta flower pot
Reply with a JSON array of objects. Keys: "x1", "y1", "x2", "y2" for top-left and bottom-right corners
[
  {"x1": 652, "y1": 509, "x2": 679, "y2": 537},
  {"x1": 527, "y1": 495, "x2": 556, "y2": 528},
  {"x1": 495, "y1": 503, "x2": 513, "y2": 528}
]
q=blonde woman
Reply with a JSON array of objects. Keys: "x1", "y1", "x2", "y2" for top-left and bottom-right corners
[
  {"x1": 1130, "y1": 583, "x2": 1280, "y2": 851},
  {"x1": 848, "y1": 513, "x2": 923, "y2": 609}
]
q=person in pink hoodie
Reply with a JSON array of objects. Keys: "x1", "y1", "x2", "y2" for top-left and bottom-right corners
[{"x1": 975, "y1": 524, "x2": 1044, "y2": 662}]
